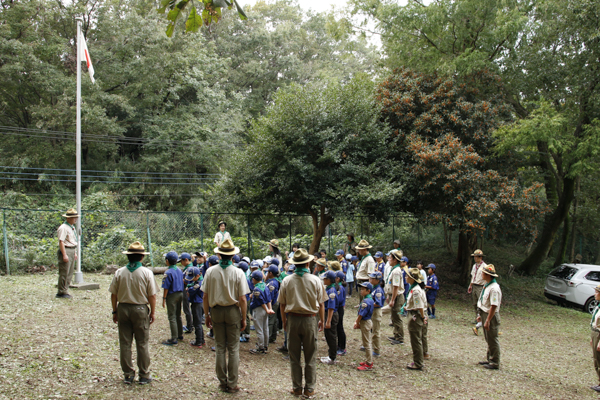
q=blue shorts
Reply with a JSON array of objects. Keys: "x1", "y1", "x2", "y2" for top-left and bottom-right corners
[{"x1": 426, "y1": 294, "x2": 437, "y2": 305}]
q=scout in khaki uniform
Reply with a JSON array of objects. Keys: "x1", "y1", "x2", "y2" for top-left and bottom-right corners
[
  {"x1": 354, "y1": 282, "x2": 375, "y2": 371},
  {"x1": 213, "y1": 220, "x2": 231, "y2": 247},
  {"x1": 385, "y1": 250, "x2": 405, "y2": 345},
  {"x1": 405, "y1": 267, "x2": 428, "y2": 370},
  {"x1": 468, "y1": 249, "x2": 487, "y2": 334},
  {"x1": 56, "y1": 208, "x2": 79, "y2": 298},
  {"x1": 202, "y1": 238, "x2": 250, "y2": 393},
  {"x1": 343, "y1": 233, "x2": 357, "y2": 257},
  {"x1": 589, "y1": 285, "x2": 600, "y2": 393},
  {"x1": 109, "y1": 241, "x2": 158, "y2": 385},
  {"x1": 355, "y1": 240, "x2": 377, "y2": 291},
  {"x1": 477, "y1": 264, "x2": 502, "y2": 369},
  {"x1": 278, "y1": 249, "x2": 327, "y2": 397}
]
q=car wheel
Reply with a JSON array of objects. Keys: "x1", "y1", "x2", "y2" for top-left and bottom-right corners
[{"x1": 585, "y1": 297, "x2": 599, "y2": 314}]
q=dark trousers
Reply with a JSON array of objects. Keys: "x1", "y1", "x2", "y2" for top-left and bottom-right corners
[
  {"x1": 191, "y1": 302, "x2": 204, "y2": 343},
  {"x1": 268, "y1": 302, "x2": 279, "y2": 342},
  {"x1": 347, "y1": 282, "x2": 353, "y2": 296},
  {"x1": 276, "y1": 305, "x2": 283, "y2": 330},
  {"x1": 336, "y1": 307, "x2": 346, "y2": 350},
  {"x1": 182, "y1": 290, "x2": 193, "y2": 329},
  {"x1": 166, "y1": 292, "x2": 183, "y2": 340},
  {"x1": 324, "y1": 311, "x2": 339, "y2": 361}
]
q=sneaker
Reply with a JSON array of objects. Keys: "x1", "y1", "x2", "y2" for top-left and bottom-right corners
[
  {"x1": 357, "y1": 362, "x2": 373, "y2": 371},
  {"x1": 303, "y1": 389, "x2": 316, "y2": 397},
  {"x1": 372, "y1": 352, "x2": 380, "y2": 357},
  {"x1": 290, "y1": 388, "x2": 303, "y2": 396},
  {"x1": 336, "y1": 349, "x2": 347, "y2": 356},
  {"x1": 138, "y1": 377, "x2": 152, "y2": 385},
  {"x1": 190, "y1": 340, "x2": 203, "y2": 347},
  {"x1": 183, "y1": 326, "x2": 193, "y2": 334},
  {"x1": 177, "y1": 336, "x2": 184, "y2": 340},
  {"x1": 276, "y1": 346, "x2": 288, "y2": 353},
  {"x1": 359, "y1": 346, "x2": 365, "y2": 351},
  {"x1": 55, "y1": 294, "x2": 72, "y2": 299},
  {"x1": 320, "y1": 356, "x2": 332, "y2": 364},
  {"x1": 472, "y1": 327, "x2": 479, "y2": 336},
  {"x1": 227, "y1": 386, "x2": 240, "y2": 393},
  {"x1": 249, "y1": 347, "x2": 267, "y2": 355},
  {"x1": 478, "y1": 361, "x2": 490, "y2": 365},
  {"x1": 424, "y1": 353, "x2": 430, "y2": 360},
  {"x1": 390, "y1": 339, "x2": 404, "y2": 345},
  {"x1": 207, "y1": 332, "x2": 214, "y2": 339},
  {"x1": 484, "y1": 364, "x2": 499, "y2": 370},
  {"x1": 239, "y1": 336, "x2": 248, "y2": 342},
  {"x1": 211, "y1": 346, "x2": 216, "y2": 351},
  {"x1": 430, "y1": 315, "x2": 436, "y2": 319},
  {"x1": 322, "y1": 358, "x2": 337, "y2": 365},
  {"x1": 162, "y1": 339, "x2": 178, "y2": 346},
  {"x1": 406, "y1": 362, "x2": 422, "y2": 370},
  {"x1": 123, "y1": 375, "x2": 135, "y2": 385},
  {"x1": 590, "y1": 385, "x2": 600, "y2": 392}
]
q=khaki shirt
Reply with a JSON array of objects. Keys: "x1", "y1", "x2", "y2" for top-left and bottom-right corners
[
  {"x1": 356, "y1": 254, "x2": 376, "y2": 280},
  {"x1": 213, "y1": 231, "x2": 231, "y2": 246},
  {"x1": 109, "y1": 266, "x2": 158, "y2": 305},
  {"x1": 278, "y1": 273, "x2": 328, "y2": 314},
  {"x1": 405, "y1": 285, "x2": 426, "y2": 311},
  {"x1": 471, "y1": 261, "x2": 488, "y2": 286},
  {"x1": 57, "y1": 223, "x2": 77, "y2": 247},
  {"x1": 592, "y1": 307, "x2": 600, "y2": 330},
  {"x1": 477, "y1": 282, "x2": 502, "y2": 313},
  {"x1": 385, "y1": 265, "x2": 405, "y2": 296},
  {"x1": 202, "y1": 265, "x2": 250, "y2": 307}
]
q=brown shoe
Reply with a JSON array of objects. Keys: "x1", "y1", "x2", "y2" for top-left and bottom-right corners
[
  {"x1": 227, "y1": 386, "x2": 241, "y2": 393},
  {"x1": 218, "y1": 384, "x2": 228, "y2": 392},
  {"x1": 406, "y1": 362, "x2": 423, "y2": 370},
  {"x1": 290, "y1": 388, "x2": 302, "y2": 396},
  {"x1": 424, "y1": 353, "x2": 430, "y2": 360},
  {"x1": 304, "y1": 388, "x2": 316, "y2": 397}
]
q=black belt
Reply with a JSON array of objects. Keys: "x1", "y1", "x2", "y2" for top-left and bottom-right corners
[
  {"x1": 64, "y1": 246, "x2": 77, "y2": 249},
  {"x1": 472, "y1": 284, "x2": 483, "y2": 287}
]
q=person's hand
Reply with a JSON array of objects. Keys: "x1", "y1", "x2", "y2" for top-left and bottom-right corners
[
  {"x1": 62, "y1": 254, "x2": 69, "y2": 263},
  {"x1": 467, "y1": 285, "x2": 473, "y2": 294},
  {"x1": 476, "y1": 315, "x2": 481, "y2": 323},
  {"x1": 267, "y1": 309, "x2": 275, "y2": 315},
  {"x1": 318, "y1": 320, "x2": 323, "y2": 332},
  {"x1": 389, "y1": 299, "x2": 395, "y2": 308},
  {"x1": 149, "y1": 313, "x2": 155, "y2": 324},
  {"x1": 74, "y1": 253, "x2": 77, "y2": 261},
  {"x1": 424, "y1": 316, "x2": 428, "y2": 325},
  {"x1": 240, "y1": 318, "x2": 246, "y2": 332},
  {"x1": 353, "y1": 322, "x2": 359, "y2": 329},
  {"x1": 205, "y1": 314, "x2": 212, "y2": 329},
  {"x1": 325, "y1": 321, "x2": 331, "y2": 329},
  {"x1": 162, "y1": 299, "x2": 166, "y2": 308},
  {"x1": 282, "y1": 320, "x2": 287, "y2": 332},
  {"x1": 112, "y1": 313, "x2": 118, "y2": 324},
  {"x1": 484, "y1": 320, "x2": 490, "y2": 331},
  {"x1": 596, "y1": 341, "x2": 600, "y2": 352}
]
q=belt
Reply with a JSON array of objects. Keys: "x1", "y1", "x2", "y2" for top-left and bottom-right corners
[
  {"x1": 212, "y1": 304, "x2": 237, "y2": 308},
  {"x1": 64, "y1": 246, "x2": 77, "y2": 249},
  {"x1": 472, "y1": 284, "x2": 483, "y2": 287},
  {"x1": 289, "y1": 312, "x2": 316, "y2": 317}
]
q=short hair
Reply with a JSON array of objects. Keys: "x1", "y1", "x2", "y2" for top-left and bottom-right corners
[
  {"x1": 220, "y1": 254, "x2": 233, "y2": 261},
  {"x1": 292, "y1": 243, "x2": 300, "y2": 249},
  {"x1": 320, "y1": 249, "x2": 326, "y2": 254},
  {"x1": 127, "y1": 254, "x2": 144, "y2": 262}
]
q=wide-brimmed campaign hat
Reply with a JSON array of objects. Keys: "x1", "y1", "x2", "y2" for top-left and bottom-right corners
[
  {"x1": 289, "y1": 248, "x2": 314, "y2": 265},
  {"x1": 315, "y1": 258, "x2": 328, "y2": 268},
  {"x1": 217, "y1": 220, "x2": 227, "y2": 228},
  {"x1": 62, "y1": 208, "x2": 80, "y2": 218},
  {"x1": 328, "y1": 261, "x2": 341, "y2": 271},
  {"x1": 481, "y1": 264, "x2": 498, "y2": 277},
  {"x1": 214, "y1": 238, "x2": 240, "y2": 256},
  {"x1": 471, "y1": 249, "x2": 485, "y2": 257},
  {"x1": 390, "y1": 249, "x2": 404, "y2": 262},
  {"x1": 268, "y1": 239, "x2": 279, "y2": 248},
  {"x1": 407, "y1": 267, "x2": 422, "y2": 283},
  {"x1": 355, "y1": 239, "x2": 372, "y2": 250},
  {"x1": 122, "y1": 241, "x2": 150, "y2": 255}
]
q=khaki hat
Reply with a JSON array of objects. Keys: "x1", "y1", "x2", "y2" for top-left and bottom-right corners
[
  {"x1": 315, "y1": 258, "x2": 328, "y2": 268},
  {"x1": 289, "y1": 248, "x2": 314, "y2": 265},
  {"x1": 328, "y1": 261, "x2": 341, "y2": 271},
  {"x1": 214, "y1": 238, "x2": 240, "y2": 256},
  {"x1": 268, "y1": 239, "x2": 279, "y2": 248},
  {"x1": 595, "y1": 285, "x2": 600, "y2": 293},
  {"x1": 62, "y1": 208, "x2": 80, "y2": 218},
  {"x1": 390, "y1": 249, "x2": 404, "y2": 262},
  {"x1": 355, "y1": 239, "x2": 372, "y2": 250},
  {"x1": 217, "y1": 220, "x2": 227, "y2": 227},
  {"x1": 407, "y1": 267, "x2": 422, "y2": 283},
  {"x1": 122, "y1": 241, "x2": 150, "y2": 255},
  {"x1": 393, "y1": 239, "x2": 401, "y2": 245},
  {"x1": 481, "y1": 264, "x2": 498, "y2": 277},
  {"x1": 471, "y1": 249, "x2": 485, "y2": 257}
]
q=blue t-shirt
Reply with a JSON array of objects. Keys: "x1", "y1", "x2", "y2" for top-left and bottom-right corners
[
  {"x1": 187, "y1": 277, "x2": 204, "y2": 304},
  {"x1": 427, "y1": 274, "x2": 439, "y2": 298},
  {"x1": 250, "y1": 282, "x2": 271, "y2": 310},
  {"x1": 372, "y1": 285, "x2": 385, "y2": 307},
  {"x1": 336, "y1": 284, "x2": 346, "y2": 309},
  {"x1": 358, "y1": 296, "x2": 374, "y2": 320},
  {"x1": 246, "y1": 278, "x2": 254, "y2": 301},
  {"x1": 162, "y1": 267, "x2": 184, "y2": 294},
  {"x1": 377, "y1": 262, "x2": 385, "y2": 274},
  {"x1": 267, "y1": 278, "x2": 280, "y2": 305},
  {"x1": 324, "y1": 286, "x2": 338, "y2": 311},
  {"x1": 340, "y1": 260, "x2": 349, "y2": 274},
  {"x1": 346, "y1": 264, "x2": 355, "y2": 282}
]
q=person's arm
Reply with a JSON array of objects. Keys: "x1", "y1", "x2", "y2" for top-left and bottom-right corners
[
  {"x1": 325, "y1": 307, "x2": 333, "y2": 329},
  {"x1": 111, "y1": 294, "x2": 118, "y2": 323},
  {"x1": 468, "y1": 265, "x2": 476, "y2": 293},
  {"x1": 148, "y1": 294, "x2": 156, "y2": 324},
  {"x1": 238, "y1": 295, "x2": 247, "y2": 331},
  {"x1": 484, "y1": 305, "x2": 497, "y2": 331},
  {"x1": 354, "y1": 314, "x2": 363, "y2": 329},
  {"x1": 162, "y1": 288, "x2": 168, "y2": 308},
  {"x1": 59, "y1": 240, "x2": 68, "y2": 263},
  {"x1": 389, "y1": 285, "x2": 399, "y2": 307},
  {"x1": 318, "y1": 302, "x2": 324, "y2": 332},
  {"x1": 280, "y1": 302, "x2": 287, "y2": 331},
  {"x1": 204, "y1": 289, "x2": 212, "y2": 329}
]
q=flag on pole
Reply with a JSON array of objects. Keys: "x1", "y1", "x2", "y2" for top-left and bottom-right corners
[{"x1": 79, "y1": 32, "x2": 95, "y2": 83}]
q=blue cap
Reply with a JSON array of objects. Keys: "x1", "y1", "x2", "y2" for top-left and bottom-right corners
[
  {"x1": 351, "y1": 256, "x2": 358, "y2": 262},
  {"x1": 180, "y1": 252, "x2": 192, "y2": 261},
  {"x1": 270, "y1": 258, "x2": 280, "y2": 266},
  {"x1": 251, "y1": 270, "x2": 263, "y2": 281},
  {"x1": 335, "y1": 270, "x2": 345, "y2": 281},
  {"x1": 268, "y1": 265, "x2": 280, "y2": 276},
  {"x1": 323, "y1": 270, "x2": 337, "y2": 282},
  {"x1": 428, "y1": 263, "x2": 436, "y2": 270},
  {"x1": 368, "y1": 271, "x2": 383, "y2": 280},
  {"x1": 400, "y1": 256, "x2": 409, "y2": 263},
  {"x1": 208, "y1": 255, "x2": 220, "y2": 266},
  {"x1": 335, "y1": 249, "x2": 344, "y2": 256},
  {"x1": 374, "y1": 251, "x2": 383, "y2": 259},
  {"x1": 358, "y1": 282, "x2": 373, "y2": 291},
  {"x1": 238, "y1": 261, "x2": 249, "y2": 272},
  {"x1": 287, "y1": 265, "x2": 295, "y2": 275},
  {"x1": 232, "y1": 255, "x2": 240, "y2": 263},
  {"x1": 165, "y1": 251, "x2": 178, "y2": 264},
  {"x1": 250, "y1": 260, "x2": 261, "y2": 269},
  {"x1": 185, "y1": 266, "x2": 201, "y2": 278}
]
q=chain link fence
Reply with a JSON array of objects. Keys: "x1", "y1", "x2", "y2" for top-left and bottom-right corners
[{"x1": 0, "y1": 208, "x2": 449, "y2": 274}]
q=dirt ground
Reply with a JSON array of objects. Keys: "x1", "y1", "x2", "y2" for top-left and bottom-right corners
[{"x1": 0, "y1": 272, "x2": 598, "y2": 400}]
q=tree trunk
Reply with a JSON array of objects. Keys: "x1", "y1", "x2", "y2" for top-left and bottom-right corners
[
  {"x1": 553, "y1": 213, "x2": 570, "y2": 268},
  {"x1": 594, "y1": 240, "x2": 600, "y2": 265},
  {"x1": 308, "y1": 205, "x2": 334, "y2": 255},
  {"x1": 517, "y1": 177, "x2": 576, "y2": 275},
  {"x1": 455, "y1": 231, "x2": 474, "y2": 286},
  {"x1": 442, "y1": 221, "x2": 454, "y2": 255},
  {"x1": 568, "y1": 177, "x2": 581, "y2": 262}
]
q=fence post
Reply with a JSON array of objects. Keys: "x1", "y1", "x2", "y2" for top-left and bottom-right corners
[
  {"x1": 3, "y1": 210, "x2": 9, "y2": 275},
  {"x1": 146, "y1": 213, "x2": 154, "y2": 268},
  {"x1": 200, "y1": 213, "x2": 204, "y2": 252},
  {"x1": 392, "y1": 216, "x2": 395, "y2": 243},
  {"x1": 289, "y1": 215, "x2": 292, "y2": 252},
  {"x1": 328, "y1": 225, "x2": 332, "y2": 256}
]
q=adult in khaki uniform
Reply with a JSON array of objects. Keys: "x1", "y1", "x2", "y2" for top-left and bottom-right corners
[
  {"x1": 468, "y1": 249, "x2": 487, "y2": 334},
  {"x1": 213, "y1": 220, "x2": 231, "y2": 247},
  {"x1": 589, "y1": 285, "x2": 600, "y2": 393},
  {"x1": 109, "y1": 241, "x2": 157, "y2": 385},
  {"x1": 405, "y1": 268, "x2": 428, "y2": 370},
  {"x1": 343, "y1": 233, "x2": 357, "y2": 257},
  {"x1": 385, "y1": 250, "x2": 405, "y2": 344},
  {"x1": 476, "y1": 264, "x2": 502, "y2": 369},
  {"x1": 56, "y1": 208, "x2": 79, "y2": 299},
  {"x1": 202, "y1": 238, "x2": 250, "y2": 393},
  {"x1": 355, "y1": 239, "x2": 376, "y2": 285},
  {"x1": 278, "y1": 249, "x2": 327, "y2": 397}
]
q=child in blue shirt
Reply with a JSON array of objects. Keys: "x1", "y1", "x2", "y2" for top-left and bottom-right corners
[
  {"x1": 346, "y1": 254, "x2": 355, "y2": 297},
  {"x1": 375, "y1": 252, "x2": 385, "y2": 275},
  {"x1": 369, "y1": 271, "x2": 386, "y2": 357},
  {"x1": 162, "y1": 251, "x2": 184, "y2": 345},
  {"x1": 335, "y1": 270, "x2": 347, "y2": 356},
  {"x1": 238, "y1": 261, "x2": 251, "y2": 342},
  {"x1": 425, "y1": 264, "x2": 440, "y2": 319},
  {"x1": 266, "y1": 265, "x2": 280, "y2": 344},
  {"x1": 249, "y1": 270, "x2": 274, "y2": 354},
  {"x1": 185, "y1": 266, "x2": 205, "y2": 347},
  {"x1": 180, "y1": 253, "x2": 194, "y2": 335},
  {"x1": 321, "y1": 271, "x2": 339, "y2": 365},
  {"x1": 354, "y1": 282, "x2": 375, "y2": 371}
]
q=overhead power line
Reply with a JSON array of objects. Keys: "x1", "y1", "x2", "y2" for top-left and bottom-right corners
[
  {"x1": 0, "y1": 177, "x2": 214, "y2": 185},
  {"x1": 0, "y1": 165, "x2": 220, "y2": 176}
]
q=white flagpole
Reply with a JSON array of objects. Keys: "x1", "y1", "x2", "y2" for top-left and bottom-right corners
[{"x1": 74, "y1": 17, "x2": 83, "y2": 284}]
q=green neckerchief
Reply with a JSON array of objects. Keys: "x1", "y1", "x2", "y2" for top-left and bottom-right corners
[
  {"x1": 186, "y1": 275, "x2": 203, "y2": 288},
  {"x1": 254, "y1": 282, "x2": 266, "y2": 290},
  {"x1": 364, "y1": 294, "x2": 373, "y2": 300},
  {"x1": 326, "y1": 283, "x2": 336, "y2": 290},
  {"x1": 480, "y1": 278, "x2": 497, "y2": 303},
  {"x1": 220, "y1": 231, "x2": 228, "y2": 242},
  {"x1": 294, "y1": 267, "x2": 310, "y2": 277},
  {"x1": 168, "y1": 265, "x2": 178, "y2": 270},
  {"x1": 400, "y1": 282, "x2": 418, "y2": 313},
  {"x1": 126, "y1": 261, "x2": 142, "y2": 273},
  {"x1": 64, "y1": 223, "x2": 78, "y2": 244},
  {"x1": 219, "y1": 260, "x2": 232, "y2": 270},
  {"x1": 385, "y1": 264, "x2": 400, "y2": 282},
  {"x1": 592, "y1": 305, "x2": 600, "y2": 329}
]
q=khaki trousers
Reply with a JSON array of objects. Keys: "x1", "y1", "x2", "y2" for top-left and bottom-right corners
[
  {"x1": 287, "y1": 314, "x2": 318, "y2": 391},
  {"x1": 166, "y1": 291, "x2": 183, "y2": 340},
  {"x1": 480, "y1": 310, "x2": 500, "y2": 366},
  {"x1": 372, "y1": 307, "x2": 382, "y2": 354},
  {"x1": 592, "y1": 331, "x2": 600, "y2": 383},
  {"x1": 472, "y1": 284, "x2": 483, "y2": 317},
  {"x1": 391, "y1": 293, "x2": 405, "y2": 341},
  {"x1": 408, "y1": 310, "x2": 425, "y2": 368},
  {"x1": 117, "y1": 303, "x2": 151, "y2": 379},
  {"x1": 212, "y1": 305, "x2": 242, "y2": 388},
  {"x1": 360, "y1": 319, "x2": 373, "y2": 364},
  {"x1": 57, "y1": 247, "x2": 76, "y2": 295}
]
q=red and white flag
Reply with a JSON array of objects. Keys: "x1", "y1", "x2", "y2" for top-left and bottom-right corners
[{"x1": 79, "y1": 32, "x2": 95, "y2": 83}]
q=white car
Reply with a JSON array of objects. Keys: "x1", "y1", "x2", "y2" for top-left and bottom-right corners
[{"x1": 544, "y1": 263, "x2": 600, "y2": 314}]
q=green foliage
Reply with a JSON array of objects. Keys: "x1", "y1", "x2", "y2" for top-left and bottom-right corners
[{"x1": 158, "y1": 0, "x2": 245, "y2": 37}]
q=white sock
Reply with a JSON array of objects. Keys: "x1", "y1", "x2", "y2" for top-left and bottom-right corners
[{"x1": 476, "y1": 322, "x2": 482, "y2": 329}]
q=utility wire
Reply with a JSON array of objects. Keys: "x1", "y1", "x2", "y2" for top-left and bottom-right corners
[
  {"x1": 0, "y1": 171, "x2": 218, "y2": 180},
  {"x1": 0, "y1": 165, "x2": 220, "y2": 176},
  {"x1": 0, "y1": 177, "x2": 213, "y2": 185}
]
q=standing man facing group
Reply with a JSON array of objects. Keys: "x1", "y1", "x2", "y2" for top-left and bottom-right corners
[
  {"x1": 56, "y1": 208, "x2": 79, "y2": 299},
  {"x1": 468, "y1": 249, "x2": 487, "y2": 335},
  {"x1": 354, "y1": 240, "x2": 376, "y2": 298}
]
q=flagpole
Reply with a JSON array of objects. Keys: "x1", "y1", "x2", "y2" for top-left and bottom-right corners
[{"x1": 74, "y1": 16, "x2": 83, "y2": 284}]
